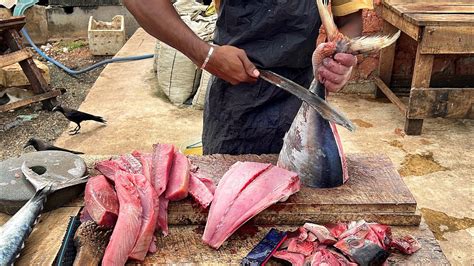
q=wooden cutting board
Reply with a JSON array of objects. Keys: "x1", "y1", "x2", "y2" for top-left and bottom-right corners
[
  {"x1": 168, "y1": 153, "x2": 420, "y2": 226},
  {"x1": 139, "y1": 222, "x2": 447, "y2": 264}
]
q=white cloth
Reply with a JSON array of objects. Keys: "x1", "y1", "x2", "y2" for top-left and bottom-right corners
[{"x1": 0, "y1": 0, "x2": 17, "y2": 9}]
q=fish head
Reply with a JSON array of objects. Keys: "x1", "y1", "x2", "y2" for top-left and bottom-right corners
[{"x1": 21, "y1": 162, "x2": 89, "y2": 192}]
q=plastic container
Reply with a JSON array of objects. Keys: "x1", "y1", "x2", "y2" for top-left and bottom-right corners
[{"x1": 88, "y1": 15, "x2": 126, "y2": 55}]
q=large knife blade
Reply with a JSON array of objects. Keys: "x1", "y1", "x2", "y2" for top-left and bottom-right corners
[{"x1": 259, "y1": 70, "x2": 355, "y2": 132}]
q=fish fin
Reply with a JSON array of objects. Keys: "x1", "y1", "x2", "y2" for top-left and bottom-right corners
[
  {"x1": 346, "y1": 31, "x2": 401, "y2": 54},
  {"x1": 21, "y1": 162, "x2": 48, "y2": 191},
  {"x1": 316, "y1": 0, "x2": 339, "y2": 42}
]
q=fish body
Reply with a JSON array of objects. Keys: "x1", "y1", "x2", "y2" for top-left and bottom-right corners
[
  {"x1": 278, "y1": 0, "x2": 400, "y2": 187},
  {"x1": 0, "y1": 186, "x2": 51, "y2": 265},
  {"x1": 0, "y1": 163, "x2": 88, "y2": 265},
  {"x1": 278, "y1": 80, "x2": 348, "y2": 188}
]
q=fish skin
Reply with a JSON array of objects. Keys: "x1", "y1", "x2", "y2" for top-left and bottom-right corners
[
  {"x1": 0, "y1": 186, "x2": 51, "y2": 265},
  {"x1": 278, "y1": 80, "x2": 347, "y2": 188},
  {"x1": 0, "y1": 162, "x2": 88, "y2": 265},
  {"x1": 278, "y1": 0, "x2": 399, "y2": 188}
]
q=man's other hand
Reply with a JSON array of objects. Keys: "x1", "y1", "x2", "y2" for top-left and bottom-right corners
[
  {"x1": 317, "y1": 52, "x2": 357, "y2": 93},
  {"x1": 204, "y1": 45, "x2": 260, "y2": 85}
]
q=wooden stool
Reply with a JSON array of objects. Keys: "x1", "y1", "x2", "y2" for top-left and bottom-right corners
[
  {"x1": 375, "y1": 0, "x2": 474, "y2": 135},
  {"x1": 0, "y1": 16, "x2": 61, "y2": 112}
]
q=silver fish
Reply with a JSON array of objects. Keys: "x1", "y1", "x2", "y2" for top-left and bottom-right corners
[
  {"x1": 0, "y1": 162, "x2": 88, "y2": 265},
  {"x1": 278, "y1": 0, "x2": 400, "y2": 187}
]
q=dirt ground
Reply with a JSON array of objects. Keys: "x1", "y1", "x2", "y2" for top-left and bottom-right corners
[{"x1": 0, "y1": 41, "x2": 109, "y2": 160}]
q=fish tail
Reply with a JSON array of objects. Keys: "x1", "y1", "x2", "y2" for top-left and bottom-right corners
[
  {"x1": 345, "y1": 31, "x2": 401, "y2": 54},
  {"x1": 316, "y1": 0, "x2": 340, "y2": 42}
]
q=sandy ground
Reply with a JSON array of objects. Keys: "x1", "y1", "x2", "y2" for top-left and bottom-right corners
[{"x1": 0, "y1": 41, "x2": 109, "y2": 160}]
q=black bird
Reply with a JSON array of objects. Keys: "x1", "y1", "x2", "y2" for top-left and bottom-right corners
[
  {"x1": 52, "y1": 105, "x2": 106, "y2": 135},
  {"x1": 24, "y1": 138, "x2": 84, "y2": 154},
  {"x1": 0, "y1": 93, "x2": 10, "y2": 106}
]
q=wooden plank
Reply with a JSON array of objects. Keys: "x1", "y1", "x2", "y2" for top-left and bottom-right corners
[
  {"x1": 0, "y1": 207, "x2": 81, "y2": 265},
  {"x1": 405, "y1": 45, "x2": 434, "y2": 135},
  {"x1": 382, "y1": 6, "x2": 421, "y2": 40},
  {"x1": 383, "y1": 0, "x2": 473, "y2": 15},
  {"x1": 184, "y1": 154, "x2": 418, "y2": 224},
  {"x1": 407, "y1": 87, "x2": 474, "y2": 119},
  {"x1": 374, "y1": 76, "x2": 407, "y2": 114},
  {"x1": 0, "y1": 90, "x2": 61, "y2": 112},
  {"x1": 0, "y1": 48, "x2": 33, "y2": 68},
  {"x1": 420, "y1": 26, "x2": 474, "y2": 54},
  {"x1": 412, "y1": 45, "x2": 434, "y2": 89},
  {"x1": 0, "y1": 16, "x2": 26, "y2": 33},
  {"x1": 395, "y1": 3, "x2": 474, "y2": 14},
  {"x1": 3, "y1": 29, "x2": 51, "y2": 95},
  {"x1": 376, "y1": 20, "x2": 398, "y2": 98},
  {"x1": 405, "y1": 13, "x2": 474, "y2": 26},
  {"x1": 140, "y1": 221, "x2": 448, "y2": 264}
]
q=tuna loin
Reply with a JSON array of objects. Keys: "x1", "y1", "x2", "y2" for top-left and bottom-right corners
[
  {"x1": 156, "y1": 195, "x2": 169, "y2": 236},
  {"x1": 188, "y1": 172, "x2": 214, "y2": 208},
  {"x1": 84, "y1": 175, "x2": 119, "y2": 228},
  {"x1": 102, "y1": 173, "x2": 142, "y2": 265},
  {"x1": 95, "y1": 159, "x2": 128, "y2": 181},
  {"x1": 151, "y1": 144, "x2": 175, "y2": 196},
  {"x1": 203, "y1": 162, "x2": 300, "y2": 249},
  {"x1": 165, "y1": 151, "x2": 190, "y2": 201},
  {"x1": 129, "y1": 174, "x2": 159, "y2": 261}
]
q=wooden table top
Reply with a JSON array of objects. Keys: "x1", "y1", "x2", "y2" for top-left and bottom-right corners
[{"x1": 383, "y1": 0, "x2": 474, "y2": 26}]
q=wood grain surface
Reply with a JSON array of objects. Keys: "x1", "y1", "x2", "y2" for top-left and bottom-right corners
[{"x1": 138, "y1": 221, "x2": 448, "y2": 265}]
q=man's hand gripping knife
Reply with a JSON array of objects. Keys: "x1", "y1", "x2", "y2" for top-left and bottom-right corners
[{"x1": 201, "y1": 45, "x2": 260, "y2": 85}]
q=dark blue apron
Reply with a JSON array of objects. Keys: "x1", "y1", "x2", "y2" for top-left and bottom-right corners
[{"x1": 203, "y1": 0, "x2": 321, "y2": 155}]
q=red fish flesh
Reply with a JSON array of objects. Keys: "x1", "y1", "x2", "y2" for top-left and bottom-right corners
[
  {"x1": 165, "y1": 151, "x2": 190, "y2": 201},
  {"x1": 273, "y1": 250, "x2": 305, "y2": 266},
  {"x1": 95, "y1": 160, "x2": 128, "y2": 181},
  {"x1": 129, "y1": 174, "x2": 159, "y2": 261},
  {"x1": 287, "y1": 239, "x2": 314, "y2": 256},
  {"x1": 120, "y1": 154, "x2": 142, "y2": 174},
  {"x1": 304, "y1": 223, "x2": 337, "y2": 245},
  {"x1": 203, "y1": 162, "x2": 300, "y2": 249},
  {"x1": 390, "y1": 235, "x2": 421, "y2": 255},
  {"x1": 156, "y1": 195, "x2": 169, "y2": 236},
  {"x1": 151, "y1": 143, "x2": 175, "y2": 196},
  {"x1": 132, "y1": 151, "x2": 153, "y2": 183},
  {"x1": 188, "y1": 172, "x2": 214, "y2": 209},
  {"x1": 84, "y1": 175, "x2": 119, "y2": 228},
  {"x1": 102, "y1": 173, "x2": 142, "y2": 266}
]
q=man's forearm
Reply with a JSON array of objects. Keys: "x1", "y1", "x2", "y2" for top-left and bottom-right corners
[
  {"x1": 335, "y1": 10, "x2": 362, "y2": 38},
  {"x1": 123, "y1": 0, "x2": 209, "y2": 65}
]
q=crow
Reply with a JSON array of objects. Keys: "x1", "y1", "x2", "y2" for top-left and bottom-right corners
[
  {"x1": 24, "y1": 138, "x2": 84, "y2": 154},
  {"x1": 52, "y1": 105, "x2": 106, "y2": 135}
]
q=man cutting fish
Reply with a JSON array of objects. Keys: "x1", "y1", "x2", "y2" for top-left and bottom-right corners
[{"x1": 124, "y1": 0, "x2": 372, "y2": 155}]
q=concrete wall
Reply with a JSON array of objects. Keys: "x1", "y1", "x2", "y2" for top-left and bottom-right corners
[
  {"x1": 47, "y1": 5, "x2": 140, "y2": 39},
  {"x1": 347, "y1": 1, "x2": 474, "y2": 93}
]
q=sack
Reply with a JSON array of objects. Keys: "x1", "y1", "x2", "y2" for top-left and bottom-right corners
[
  {"x1": 153, "y1": 40, "x2": 160, "y2": 72},
  {"x1": 157, "y1": 42, "x2": 202, "y2": 105},
  {"x1": 192, "y1": 70, "x2": 213, "y2": 109}
]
